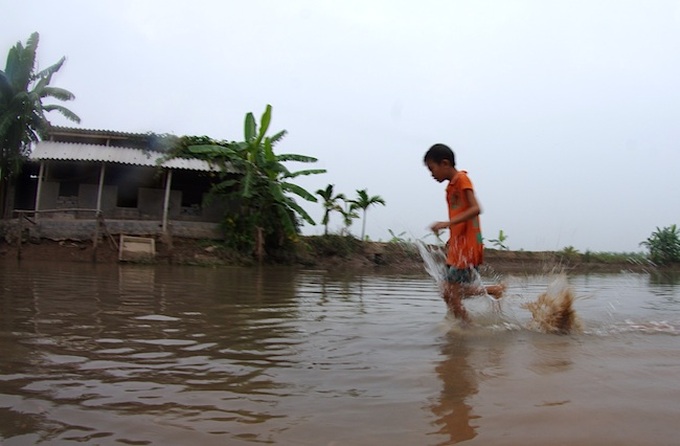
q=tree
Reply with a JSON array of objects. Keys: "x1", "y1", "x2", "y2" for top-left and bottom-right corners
[
  {"x1": 640, "y1": 225, "x2": 680, "y2": 265},
  {"x1": 349, "y1": 188, "x2": 386, "y2": 241},
  {"x1": 164, "y1": 105, "x2": 325, "y2": 259},
  {"x1": 0, "y1": 32, "x2": 80, "y2": 216},
  {"x1": 340, "y1": 196, "x2": 359, "y2": 236},
  {"x1": 315, "y1": 184, "x2": 345, "y2": 235}
]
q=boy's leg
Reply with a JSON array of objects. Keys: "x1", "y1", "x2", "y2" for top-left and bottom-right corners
[
  {"x1": 443, "y1": 282, "x2": 470, "y2": 322},
  {"x1": 485, "y1": 284, "x2": 506, "y2": 299},
  {"x1": 458, "y1": 266, "x2": 507, "y2": 299},
  {"x1": 461, "y1": 283, "x2": 506, "y2": 299}
]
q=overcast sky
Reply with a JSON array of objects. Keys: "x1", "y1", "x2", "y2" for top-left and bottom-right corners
[{"x1": 4, "y1": 0, "x2": 680, "y2": 253}]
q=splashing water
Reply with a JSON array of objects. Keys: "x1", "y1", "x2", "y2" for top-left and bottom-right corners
[
  {"x1": 417, "y1": 241, "x2": 583, "y2": 333},
  {"x1": 416, "y1": 240, "x2": 447, "y2": 290},
  {"x1": 521, "y1": 274, "x2": 582, "y2": 334},
  {"x1": 416, "y1": 240, "x2": 502, "y2": 308}
]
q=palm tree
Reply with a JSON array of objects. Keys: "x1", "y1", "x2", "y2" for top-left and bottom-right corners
[
  {"x1": 0, "y1": 32, "x2": 80, "y2": 216},
  {"x1": 340, "y1": 196, "x2": 359, "y2": 236},
  {"x1": 349, "y1": 189, "x2": 386, "y2": 241},
  {"x1": 315, "y1": 184, "x2": 345, "y2": 235}
]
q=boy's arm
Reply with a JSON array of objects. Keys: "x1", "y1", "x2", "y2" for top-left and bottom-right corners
[{"x1": 430, "y1": 189, "x2": 482, "y2": 232}]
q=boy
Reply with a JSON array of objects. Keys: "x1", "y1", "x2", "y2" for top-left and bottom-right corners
[{"x1": 424, "y1": 143, "x2": 504, "y2": 323}]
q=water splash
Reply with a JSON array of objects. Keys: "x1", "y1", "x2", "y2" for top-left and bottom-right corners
[
  {"x1": 416, "y1": 240, "x2": 503, "y2": 314},
  {"x1": 417, "y1": 242, "x2": 586, "y2": 334},
  {"x1": 416, "y1": 240, "x2": 447, "y2": 290},
  {"x1": 521, "y1": 275, "x2": 582, "y2": 334},
  {"x1": 615, "y1": 320, "x2": 679, "y2": 335}
]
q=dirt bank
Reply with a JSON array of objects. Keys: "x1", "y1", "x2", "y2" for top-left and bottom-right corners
[{"x1": 0, "y1": 236, "x2": 659, "y2": 276}]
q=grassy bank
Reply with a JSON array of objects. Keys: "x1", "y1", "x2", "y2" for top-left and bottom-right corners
[{"x1": 1, "y1": 234, "x2": 673, "y2": 275}]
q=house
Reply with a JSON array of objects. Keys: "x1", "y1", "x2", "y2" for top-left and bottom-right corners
[{"x1": 7, "y1": 126, "x2": 235, "y2": 241}]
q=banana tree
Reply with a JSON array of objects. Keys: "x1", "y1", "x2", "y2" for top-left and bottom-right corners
[
  {"x1": 0, "y1": 32, "x2": 80, "y2": 216},
  {"x1": 175, "y1": 105, "x2": 326, "y2": 257},
  {"x1": 640, "y1": 224, "x2": 680, "y2": 265}
]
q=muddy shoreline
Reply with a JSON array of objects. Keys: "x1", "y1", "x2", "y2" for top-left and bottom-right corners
[{"x1": 0, "y1": 237, "x2": 665, "y2": 276}]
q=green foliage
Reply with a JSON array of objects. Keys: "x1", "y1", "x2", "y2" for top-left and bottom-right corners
[
  {"x1": 303, "y1": 234, "x2": 363, "y2": 258},
  {"x1": 340, "y1": 196, "x2": 359, "y2": 235},
  {"x1": 313, "y1": 186, "x2": 386, "y2": 240},
  {"x1": 162, "y1": 105, "x2": 326, "y2": 258},
  {"x1": 387, "y1": 229, "x2": 408, "y2": 243},
  {"x1": 221, "y1": 213, "x2": 259, "y2": 252},
  {"x1": 488, "y1": 229, "x2": 509, "y2": 250},
  {"x1": 315, "y1": 184, "x2": 345, "y2": 235},
  {"x1": 648, "y1": 270, "x2": 680, "y2": 285},
  {"x1": 348, "y1": 188, "x2": 386, "y2": 241},
  {"x1": 557, "y1": 246, "x2": 580, "y2": 263},
  {"x1": 640, "y1": 224, "x2": 680, "y2": 265},
  {"x1": 0, "y1": 32, "x2": 80, "y2": 215},
  {"x1": 583, "y1": 250, "x2": 647, "y2": 264}
]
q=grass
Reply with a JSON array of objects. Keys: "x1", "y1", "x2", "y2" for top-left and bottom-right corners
[
  {"x1": 297, "y1": 234, "x2": 364, "y2": 258},
  {"x1": 582, "y1": 250, "x2": 648, "y2": 264}
]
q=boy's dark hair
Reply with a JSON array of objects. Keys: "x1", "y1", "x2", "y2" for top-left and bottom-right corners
[{"x1": 423, "y1": 143, "x2": 455, "y2": 166}]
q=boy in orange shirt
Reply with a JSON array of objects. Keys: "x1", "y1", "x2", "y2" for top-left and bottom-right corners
[{"x1": 424, "y1": 143, "x2": 504, "y2": 323}]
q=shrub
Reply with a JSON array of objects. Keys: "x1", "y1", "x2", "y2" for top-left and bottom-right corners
[{"x1": 640, "y1": 225, "x2": 680, "y2": 265}]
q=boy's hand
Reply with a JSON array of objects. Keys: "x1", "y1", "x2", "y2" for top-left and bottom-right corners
[{"x1": 430, "y1": 221, "x2": 450, "y2": 233}]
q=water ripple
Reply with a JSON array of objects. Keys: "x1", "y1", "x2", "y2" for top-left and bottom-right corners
[{"x1": 1, "y1": 263, "x2": 680, "y2": 444}]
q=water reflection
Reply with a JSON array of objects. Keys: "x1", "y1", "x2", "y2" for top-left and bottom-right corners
[
  {"x1": 527, "y1": 336, "x2": 575, "y2": 375},
  {"x1": 429, "y1": 333, "x2": 479, "y2": 444},
  {"x1": 0, "y1": 263, "x2": 308, "y2": 444},
  {"x1": 648, "y1": 270, "x2": 680, "y2": 286},
  {"x1": 2, "y1": 262, "x2": 680, "y2": 445},
  {"x1": 647, "y1": 271, "x2": 680, "y2": 305}
]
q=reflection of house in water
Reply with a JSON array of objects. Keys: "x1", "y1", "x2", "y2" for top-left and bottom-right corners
[
  {"x1": 11, "y1": 126, "x2": 237, "y2": 240},
  {"x1": 119, "y1": 266, "x2": 156, "y2": 296}
]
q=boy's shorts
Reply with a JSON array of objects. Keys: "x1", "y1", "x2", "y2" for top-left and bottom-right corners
[{"x1": 445, "y1": 266, "x2": 478, "y2": 284}]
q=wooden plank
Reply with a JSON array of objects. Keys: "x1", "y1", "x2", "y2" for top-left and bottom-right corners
[{"x1": 119, "y1": 235, "x2": 156, "y2": 262}]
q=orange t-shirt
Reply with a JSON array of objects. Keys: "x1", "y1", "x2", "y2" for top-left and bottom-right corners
[{"x1": 445, "y1": 170, "x2": 484, "y2": 268}]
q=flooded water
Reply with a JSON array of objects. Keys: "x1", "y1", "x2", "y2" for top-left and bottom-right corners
[{"x1": 1, "y1": 259, "x2": 679, "y2": 445}]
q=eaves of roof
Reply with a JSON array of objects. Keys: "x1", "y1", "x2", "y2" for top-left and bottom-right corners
[
  {"x1": 47, "y1": 125, "x2": 150, "y2": 140},
  {"x1": 30, "y1": 141, "x2": 233, "y2": 173}
]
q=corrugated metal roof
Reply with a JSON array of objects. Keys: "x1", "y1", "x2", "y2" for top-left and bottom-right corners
[
  {"x1": 30, "y1": 141, "x2": 230, "y2": 172},
  {"x1": 48, "y1": 125, "x2": 150, "y2": 140}
]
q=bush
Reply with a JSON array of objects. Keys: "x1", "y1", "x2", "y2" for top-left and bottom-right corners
[
  {"x1": 640, "y1": 225, "x2": 680, "y2": 265},
  {"x1": 302, "y1": 234, "x2": 363, "y2": 258}
]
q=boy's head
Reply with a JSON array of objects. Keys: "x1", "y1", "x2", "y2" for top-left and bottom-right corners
[{"x1": 424, "y1": 143, "x2": 456, "y2": 183}]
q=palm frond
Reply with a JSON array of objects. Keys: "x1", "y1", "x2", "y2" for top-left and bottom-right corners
[
  {"x1": 230, "y1": 141, "x2": 249, "y2": 152},
  {"x1": 272, "y1": 202, "x2": 298, "y2": 236},
  {"x1": 256, "y1": 104, "x2": 272, "y2": 146},
  {"x1": 34, "y1": 56, "x2": 65, "y2": 81},
  {"x1": 284, "y1": 168, "x2": 326, "y2": 179},
  {"x1": 270, "y1": 129, "x2": 287, "y2": 144},
  {"x1": 42, "y1": 104, "x2": 80, "y2": 123},
  {"x1": 268, "y1": 182, "x2": 286, "y2": 202},
  {"x1": 286, "y1": 199, "x2": 316, "y2": 225},
  {"x1": 244, "y1": 112, "x2": 256, "y2": 141},
  {"x1": 242, "y1": 171, "x2": 255, "y2": 198},
  {"x1": 277, "y1": 153, "x2": 318, "y2": 163},
  {"x1": 263, "y1": 137, "x2": 277, "y2": 162},
  {"x1": 40, "y1": 86, "x2": 75, "y2": 101},
  {"x1": 0, "y1": 71, "x2": 13, "y2": 100},
  {"x1": 282, "y1": 182, "x2": 317, "y2": 202},
  {"x1": 7, "y1": 33, "x2": 38, "y2": 89}
]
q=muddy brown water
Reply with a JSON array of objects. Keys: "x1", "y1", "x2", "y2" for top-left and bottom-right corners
[{"x1": 1, "y1": 260, "x2": 679, "y2": 445}]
